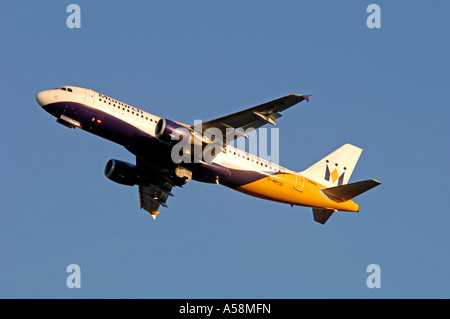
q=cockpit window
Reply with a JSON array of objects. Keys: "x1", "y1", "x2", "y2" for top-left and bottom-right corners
[
  {"x1": 67, "y1": 88, "x2": 73, "y2": 92},
  {"x1": 60, "y1": 87, "x2": 67, "y2": 91}
]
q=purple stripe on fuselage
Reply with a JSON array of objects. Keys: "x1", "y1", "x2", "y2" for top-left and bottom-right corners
[{"x1": 43, "y1": 101, "x2": 153, "y2": 146}]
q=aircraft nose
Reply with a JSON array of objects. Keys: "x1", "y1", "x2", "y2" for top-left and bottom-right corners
[{"x1": 36, "y1": 90, "x2": 53, "y2": 107}]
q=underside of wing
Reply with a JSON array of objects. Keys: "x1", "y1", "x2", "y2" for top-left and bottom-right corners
[
  {"x1": 135, "y1": 156, "x2": 180, "y2": 220},
  {"x1": 196, "y1": 94, "x2": 311, "y2": 144},
  {"x1": 139, "y1": 183, "x2": 173, "y2": 219}
]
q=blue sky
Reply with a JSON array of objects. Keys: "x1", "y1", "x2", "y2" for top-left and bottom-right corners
[{"x1": 1, "y1": 0, "x2": 449, "y2": 298}]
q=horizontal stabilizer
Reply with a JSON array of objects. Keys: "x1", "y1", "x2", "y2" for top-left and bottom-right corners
[
  {"x1": 322, "y1": 179, "x2": 381, "y2": 202},
  {"x1": 312, "y1": 208, "x2": 335, "y2": 225}
]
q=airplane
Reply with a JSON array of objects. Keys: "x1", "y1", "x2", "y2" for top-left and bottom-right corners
[{"x1": 36, "y1": 86, "x2": 381, "y2": 224}]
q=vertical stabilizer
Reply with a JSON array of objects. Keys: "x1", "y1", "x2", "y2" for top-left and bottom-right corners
[{"x1": 300, "y1": 144, "x2": 362, "y2": 188}]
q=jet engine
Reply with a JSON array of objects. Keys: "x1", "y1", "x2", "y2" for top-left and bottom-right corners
[
  {"x1": 104, "y1": 159, "x2": 146, "y2": 186},
  {"x1": 155, "y1": 119, "x2": 203, "y2": 147}
]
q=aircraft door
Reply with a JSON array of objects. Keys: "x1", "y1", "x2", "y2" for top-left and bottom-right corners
[
  {"x1": 294, "y1": 175, "x2": 304, "y2": 193},
  {"x1": 85, "y1": 89, "x2": 95, "y2": 105}
]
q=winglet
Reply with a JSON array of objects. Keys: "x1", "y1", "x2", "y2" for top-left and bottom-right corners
[
  {"x1": 290, "y1": 94, "x2": 311, "y2": 102},
  {"x1": 151, "y1": 211, "x2": 160, "y2": 220}
]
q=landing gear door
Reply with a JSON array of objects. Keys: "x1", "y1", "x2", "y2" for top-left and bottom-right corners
[{"x1": 85, "y1": 89, "x2": 95, "y2": 106}]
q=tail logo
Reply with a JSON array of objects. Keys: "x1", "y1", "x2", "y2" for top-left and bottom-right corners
[{"x1": 324, "y1": 160, "x2": 346, "y2": 186}]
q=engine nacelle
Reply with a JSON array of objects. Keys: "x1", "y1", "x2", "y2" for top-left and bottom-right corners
[
  {"x1": 104, "y1": 159, "x2": 146, "y2": 186},
  {"x1": 155, "y1": 119, "x2": 201, "y2": 146}
]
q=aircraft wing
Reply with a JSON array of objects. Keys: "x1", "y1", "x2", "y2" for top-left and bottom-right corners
[
  {"x1": 138, "y1": 183, "x2": 173, "y2": 219},
  {"x1": 196, "y1": 94, "x2": 311, "y2": 143},
  {"x1": 136, "y1": 157, "x2": 177, "y2": 220}
]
